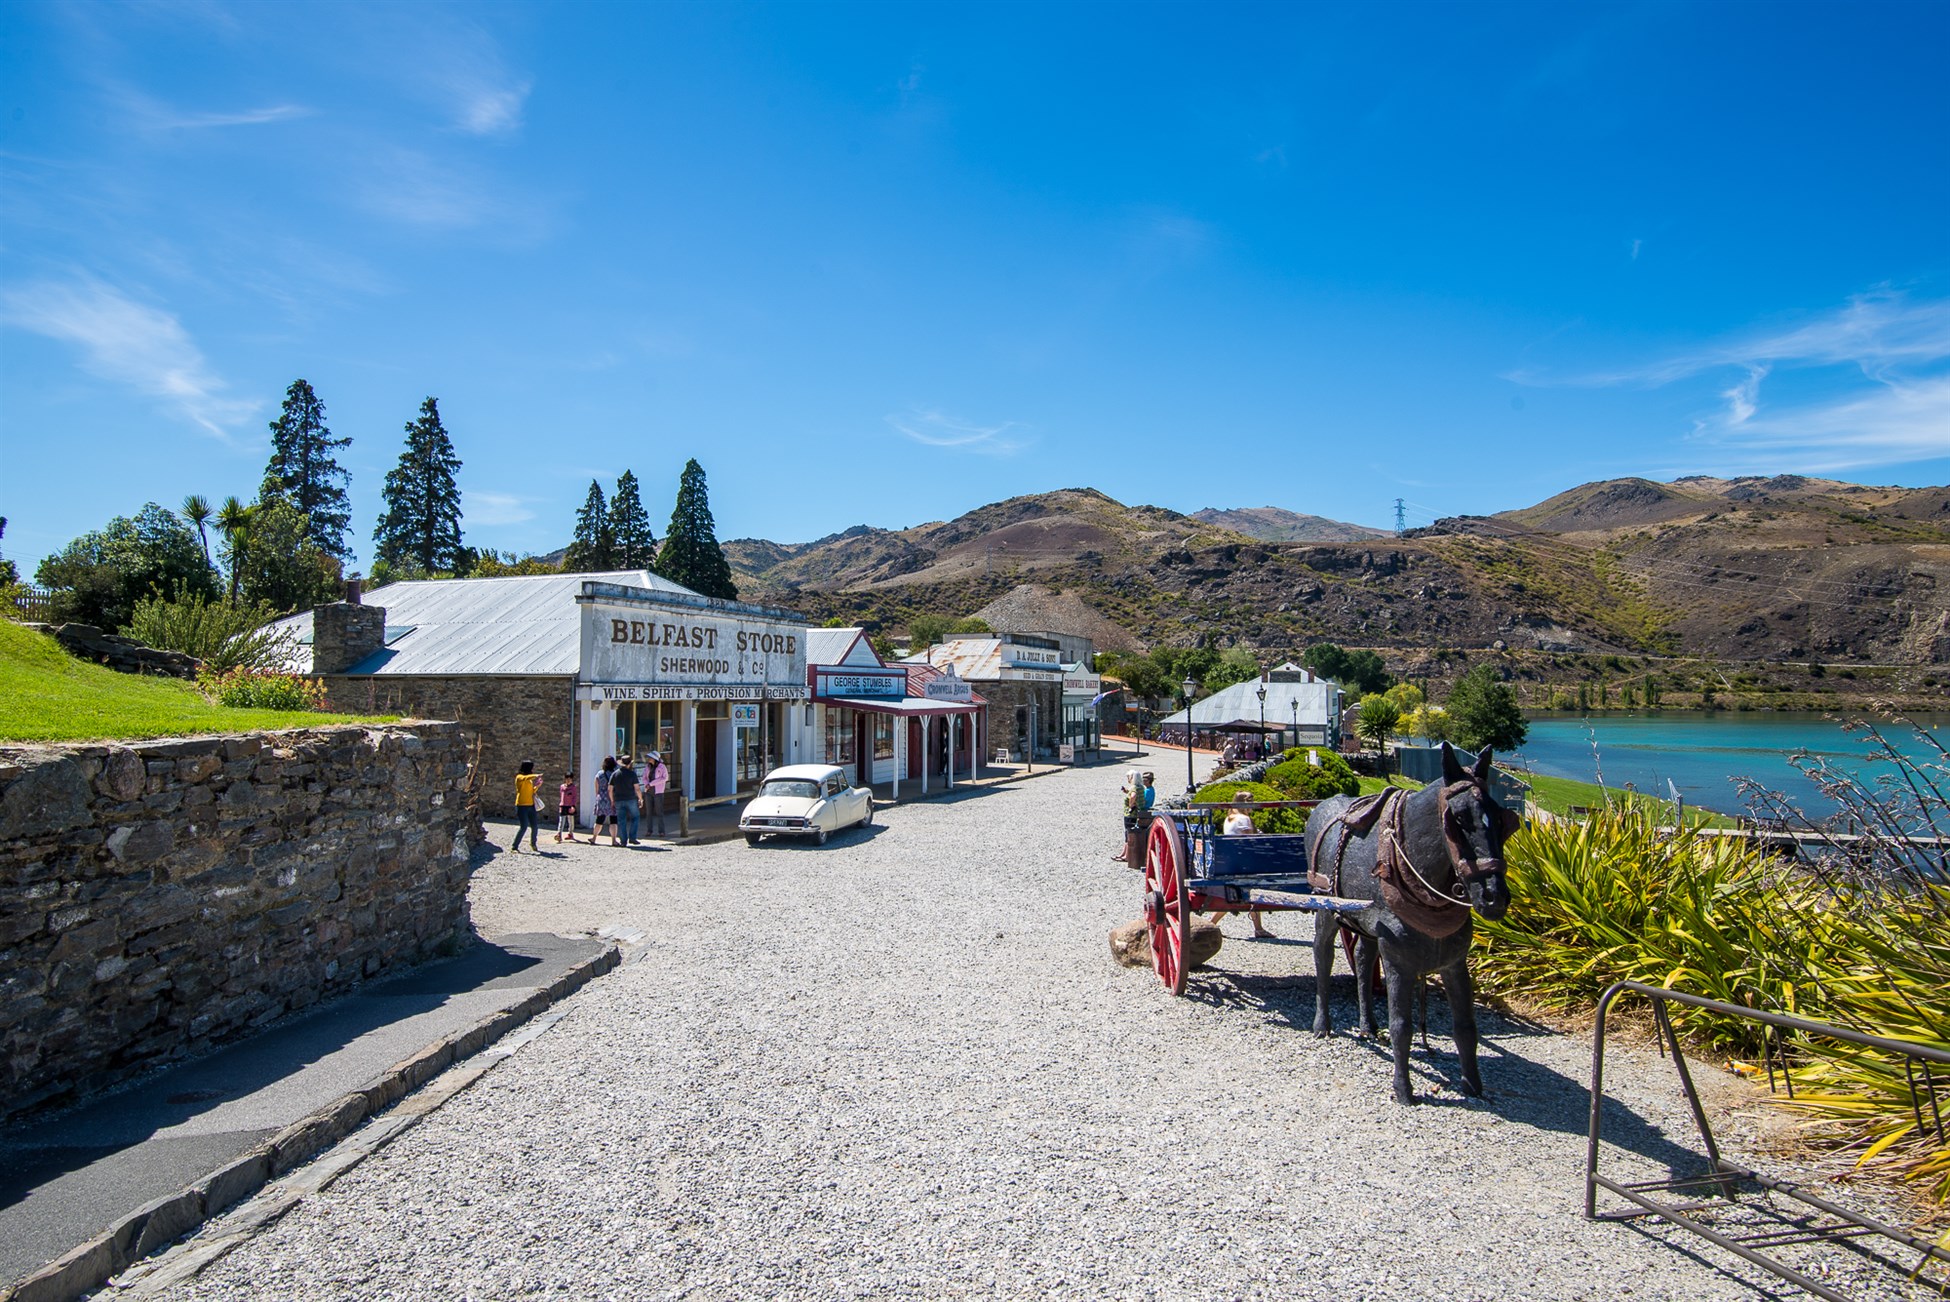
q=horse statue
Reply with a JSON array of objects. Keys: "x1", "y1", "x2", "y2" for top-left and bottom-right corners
[{"x1": 1304, "y1": 742, "x2": 1518, "y2": 1104}]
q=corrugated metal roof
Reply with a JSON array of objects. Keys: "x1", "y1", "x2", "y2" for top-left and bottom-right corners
[
  {"x1": 912, "y1": 641, "x2": 1009, "y2": 681},
  {"x1": 806, "y1": 627, "x2": 872, "y2": 668},
  {"x1": 903, "y1": 663, "x2": 988, "y2": 706},
  {"x1": 1158, "y1": 677, "x2": 1341, "y2": 729},
  {"x1": 274, "y1": 570, "x2": 693, "y2": 677}
]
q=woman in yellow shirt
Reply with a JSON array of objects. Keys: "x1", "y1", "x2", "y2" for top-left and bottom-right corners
[{"x1": 512, "y1": 760, "x2": 542, "y2": 853}]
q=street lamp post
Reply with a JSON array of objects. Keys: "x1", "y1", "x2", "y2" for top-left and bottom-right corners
[
  {"x1": 1182, "y1": 674, "x2": 1198, "y2": 793},
  {"x1": 1256, "y1": 680, "x2": 1268, "y2": 762},
  {"x1": 1290, "y1": 697, "x2": 1299, "y2": 754}
]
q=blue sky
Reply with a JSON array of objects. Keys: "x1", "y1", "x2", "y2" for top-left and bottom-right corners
[{"x1": 3, "y1": 1, "x2": 1946, "y2": 574}]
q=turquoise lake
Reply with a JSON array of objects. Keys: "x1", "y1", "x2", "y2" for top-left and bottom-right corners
[{"x1": 1510, "y1": 712, "x2": 1950, "y2": 816}]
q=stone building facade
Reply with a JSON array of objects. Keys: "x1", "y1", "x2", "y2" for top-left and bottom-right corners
[{"x1": 320, "y1": 672, "x2": 575, "y2": 824}]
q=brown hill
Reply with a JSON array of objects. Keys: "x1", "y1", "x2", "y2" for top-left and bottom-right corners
[
  {"x1": 1192, "y1": 506, "x2": 1387, "y2": 542},
  {"x1": 727, "y1": 480, "x2": 1950, "y2": 680}
]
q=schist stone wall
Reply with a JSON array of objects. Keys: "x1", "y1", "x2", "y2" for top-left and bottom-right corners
[
  {"x1": 0, "y1": 723, "x2": 473, "y2": 1118},
  {"x1": 317, "y1": 677, "x2": 575, "y2": 819}
]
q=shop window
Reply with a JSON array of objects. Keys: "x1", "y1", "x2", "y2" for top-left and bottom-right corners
[
  {"x1": 872, "y1": 713, "x2": 895, "y2": 760},
  {"x1": 825, "y1": 711, "x2": 856, "y2": 764}
]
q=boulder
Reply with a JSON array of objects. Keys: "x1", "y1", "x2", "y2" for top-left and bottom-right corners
[{"x1": 1109, "y1": 919, "x2": 1223, "y2": 970}]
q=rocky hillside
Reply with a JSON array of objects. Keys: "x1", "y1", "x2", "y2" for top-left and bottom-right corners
[
  {"x1": 723, "y1": 478, "x2": 1950, "y2": 690},
  {"x1": 1190, "y1": 506, "x2": 1386, "y2": 542}
]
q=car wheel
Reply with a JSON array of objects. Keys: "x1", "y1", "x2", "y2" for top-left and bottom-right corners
[
  {"x1": 861, "y1": 799, "x2": 874, "y2": 829},
  {"x1": 745, "y1": 832, "x2": 762, "y2": 847},
  {"x1": 813, "y1": 825, "x2": 829, "y2": 846}
]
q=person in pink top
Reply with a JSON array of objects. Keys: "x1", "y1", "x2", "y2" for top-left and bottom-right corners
[
  {"x1": 554, "y1": 772, "x2": 578, "y2": 842},
  {"x1": 646, "y1": 750, "x2": 670, "y2": 836}
]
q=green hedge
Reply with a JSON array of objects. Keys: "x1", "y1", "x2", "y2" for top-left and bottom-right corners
[
  {"x1": 1266, "y1": 749, "x2": 1358, "y2": 800},
  {"x1": 1190, "y1": 779, "x2": 1308, "y2": 834}
]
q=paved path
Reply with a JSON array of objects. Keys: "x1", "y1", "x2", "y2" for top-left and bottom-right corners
[
  {"x1": 143, "y1": 762, "x2": 1925, "y2": 1300},
  {"x1": 2, "y1": 934, "x2": 608, "y2": 1301}
]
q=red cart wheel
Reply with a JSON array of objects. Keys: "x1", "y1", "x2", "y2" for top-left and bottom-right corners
[{"x1": 1142, "y1": 816, "x2": 1191, "y2": 995}]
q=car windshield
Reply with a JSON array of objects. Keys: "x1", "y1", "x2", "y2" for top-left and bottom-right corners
[{"x1": 760, "y1": 779, "x2": 820, "y2": 800}]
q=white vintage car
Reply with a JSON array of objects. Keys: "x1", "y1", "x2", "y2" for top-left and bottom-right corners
[{"x1": 739, "y1": 764, "x2": 874, "y2": 846}]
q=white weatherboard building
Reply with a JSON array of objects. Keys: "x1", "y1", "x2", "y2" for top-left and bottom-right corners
[
  {"x1": 805, "y1": 627, "x2": 985, "y2": 796},
  {"x1": 576, "y1": 580, "x2": 810, "y2": 815},
  {"x1": 282, "y1": 571, "x2": 811, "y2": 825},
  {"x1": 1155, "y1": 662, "x2": 1345, "y2": 751}
]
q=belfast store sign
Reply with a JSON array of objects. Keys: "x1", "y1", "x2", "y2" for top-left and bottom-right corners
[{"x1": 580, "y1": 600, "x2": 807, "y2": 698}]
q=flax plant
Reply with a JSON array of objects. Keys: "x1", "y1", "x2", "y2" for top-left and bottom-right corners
[
  {"x1": 1735, "y1": 722, "x2": 1950, "y2": 1208},
  {"x1": 1473, "y1": 806, "x2": 1824, "y2": 1054},
  {"x1": 1476, "y1": 720, "x2": 1950, "y2": 1209}
]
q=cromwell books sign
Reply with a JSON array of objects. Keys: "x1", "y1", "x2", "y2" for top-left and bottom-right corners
[{"x1": 923, "y1": 668, "x2": 974, "y2": 703}]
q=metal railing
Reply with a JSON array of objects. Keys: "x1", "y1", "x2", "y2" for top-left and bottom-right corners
[{"x1": 1587, "y1": 980, "x2": 1950, "y2": 1301}]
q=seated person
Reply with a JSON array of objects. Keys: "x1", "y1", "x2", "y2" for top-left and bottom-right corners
[
  {"x1": 1220, "y1": 790, "x2": 1273, "y2": 938},
  {"x1": 1222, "y1": 790, "x2": 1258, "y2": 835}
]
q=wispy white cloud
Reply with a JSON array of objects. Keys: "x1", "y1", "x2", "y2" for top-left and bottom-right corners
[
  {"x1": 1715, "y1": 375, "x2": 1950, "y2": 472},
  {"x1": 429, "y1": 24, "x2": 530, "y2": 136},
  {"x1": 465, "y1": 491, "x2": 535, "y2": 526},
  {"x1": 885, "y1": 409, "x2": 1026, "y2": 455},
  {"x1": 354, "y1": 148, "x2": 498, "y2": 230},
  {"x1": 456, "y1": 84, "x2": 529, "y2": 136},
  {"x1": 1719, "y1": 364, "x2": 1767, "y2": 427},
  {"x1": 0, "y1": 277, "x2": 254, "y2": 441},
  {"x1": 1512, "y1": 291, "x2": 1950, "y2": 470},
  {"x1": 109, "y1": 82, "x2": 314, "y2": 132},
  {"x1": 150, "y1": 102, "x2": 311, "y2": 130}
]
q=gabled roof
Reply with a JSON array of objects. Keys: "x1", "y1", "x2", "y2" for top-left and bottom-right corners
[
  {"x1": 275, "y1": 570, "x2": 697, "y2": 677},
  {"x1": 1158, "y1": 675, "x2": 1341, "y2": 729},
  {"x1": 806, "y1": 627, "x2": 879, "y2": 668}
]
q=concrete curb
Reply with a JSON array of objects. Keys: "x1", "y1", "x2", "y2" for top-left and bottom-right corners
[{"x1": 1, "y1": 942, "x2": 620, "y2": 1302}]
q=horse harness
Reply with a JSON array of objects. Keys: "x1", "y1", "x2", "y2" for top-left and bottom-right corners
[{"x1": 1307, "y1": 781, "x2": 1512, "y2": 940}]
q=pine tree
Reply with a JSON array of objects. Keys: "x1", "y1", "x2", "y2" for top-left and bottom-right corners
[
  {"x1": 261, "y1": 379, "x2": 353, "y2": 560},
  {"x1": 374, "y1": 397, "x2": 466, "y2": 575},
  {"x1": 608, "y1": 470, "x2": 656, "y2": 567},
  {"x1": 652, "y1": 459, "x2": 737, "y2": 599},
  {"x1": 565, "y1": 479, "x2": 615, "y2": 571}
]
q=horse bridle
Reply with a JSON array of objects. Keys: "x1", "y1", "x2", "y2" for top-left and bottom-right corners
[{"x1": 1385, "y1": 778, "x2": 1514, "y2": 909}]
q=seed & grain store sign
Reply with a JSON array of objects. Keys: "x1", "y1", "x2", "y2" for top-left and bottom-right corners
[{"x1": 578, "y1": 589, "x2": 808, "y2": 701}]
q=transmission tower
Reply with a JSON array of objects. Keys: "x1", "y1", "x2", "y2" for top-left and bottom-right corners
[{"x1": 1394, "y1": 498, "x2": 1406, "y2": 536}]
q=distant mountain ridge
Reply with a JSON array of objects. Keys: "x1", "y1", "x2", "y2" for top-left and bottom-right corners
[
  {"x1": 716, "y1": 476, "x2": 1948, "y2": 676},
  {"x1": 1190, "y1": 506, "x2": 1387, "y2": 542}
]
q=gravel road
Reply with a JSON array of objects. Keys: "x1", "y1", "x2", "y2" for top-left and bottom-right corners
[{"x1": 149, "y1": 759, "x2": 1931, "y2": 1300}]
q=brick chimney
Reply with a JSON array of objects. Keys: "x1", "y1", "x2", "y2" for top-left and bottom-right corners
[{"x1": 312, "y1": 602, "x2": 386, "y2": 674}]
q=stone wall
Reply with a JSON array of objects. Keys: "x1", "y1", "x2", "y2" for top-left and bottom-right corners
[
  {"x1": 318, "y1": 676, "x2": 575, "y2": 818},
  {"x1": 23, "y1": 623, "x2": 199, "y2": 679},
  {"x1": 0, "y1": 724, "x2": 473, "y2": 1118},
  {"x1": 979, "y1": 679, "x2": 1063, "y2": 759}
]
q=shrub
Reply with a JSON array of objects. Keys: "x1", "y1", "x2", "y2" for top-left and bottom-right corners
[
  {"x1": 125, "y1": 594, "x2": 295, "y2": 674},
  {"x1": 1473, "y1": 807, "x2": 1818, "y2": 1054},
  {"x1": 198, "y1": 667, "x2": 330, "y2": 712},
  {"x1": 1189, "y1": 779, "x2": 1308, "y2": 833},
  {"x1": 1476, "y1": 723, "x2": 1950, "y2": 1209},
  {"x1": 1267, "y1": 751, "x2": 1358, "y2": 800}
]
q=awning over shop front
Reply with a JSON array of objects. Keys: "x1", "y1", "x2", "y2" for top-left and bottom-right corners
[{"x1": 827, "y1": 696, "x2": 981, "y2": 717}]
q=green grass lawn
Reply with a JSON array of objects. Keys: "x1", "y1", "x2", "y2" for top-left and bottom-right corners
[
  {"x1": 1502, "y1": 763, "x2": 1731, "y2": 827},
  {"x1": 1356, "y1": 773, "x2": 1422, "y2": 796},
  {"x1": 0, "y1": 619, "x2": 392, "y2": 743}
]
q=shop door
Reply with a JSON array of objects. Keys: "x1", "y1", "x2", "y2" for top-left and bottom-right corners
[
  {"x1": 908, "y1": 720, "x2": 923, "y2": 779},
  {"x1": 696, "y1": 721, "x2": 720, "y2": 798}
]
